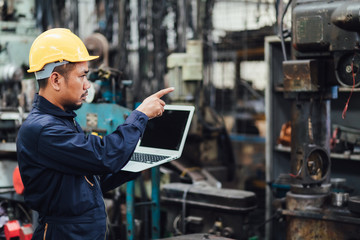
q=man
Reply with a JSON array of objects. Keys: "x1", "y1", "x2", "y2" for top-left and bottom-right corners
[{"x1": 16, "y1": 28, "x2": 174, "y2": 239}]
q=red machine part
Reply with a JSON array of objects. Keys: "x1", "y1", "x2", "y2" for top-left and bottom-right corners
[
  {"x1": 4, "y1": 220, "x2": 33, "y2": 240},
  {"x1": 4, "y1": 220, "x2": 21, "y2": 240},
  {"x1": 20, "y1": 224, "x2": 33, "y2": 240}
]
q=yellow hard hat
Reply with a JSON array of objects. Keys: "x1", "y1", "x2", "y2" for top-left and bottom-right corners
[{"x1": 28, "y1": 28, "x2": 99, "y2": 73}]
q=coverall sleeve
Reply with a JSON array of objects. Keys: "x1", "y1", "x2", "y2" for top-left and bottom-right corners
[{"x1": 37, "y1": 110, "x2": 148, "y2": 175}]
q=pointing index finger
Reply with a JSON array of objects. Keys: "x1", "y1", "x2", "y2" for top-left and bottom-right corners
[{"x1": 153, "y1": 87, "x2": 175, "y2": 98}]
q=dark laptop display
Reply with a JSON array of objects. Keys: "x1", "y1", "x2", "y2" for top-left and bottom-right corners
[{"x1": 140, "y1": 110, "x2": 190, "y2": 150}]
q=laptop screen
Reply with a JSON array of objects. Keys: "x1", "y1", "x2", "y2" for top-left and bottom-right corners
[{"x1": 139, "y1": 109, "x2": 190, "y2": 150}]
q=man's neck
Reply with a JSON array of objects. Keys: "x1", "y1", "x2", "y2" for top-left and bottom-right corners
[{"x1": 38, "y1": 90, "x2": 65, "y2": 111}]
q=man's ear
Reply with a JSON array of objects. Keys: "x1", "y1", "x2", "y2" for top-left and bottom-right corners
[{"x1": 48, "y1": 72, "x2": 63, "y2": 91}]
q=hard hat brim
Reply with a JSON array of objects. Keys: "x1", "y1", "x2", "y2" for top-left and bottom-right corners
[{"x1": 28, "y1": 55, "x2": 99, "y2": 73}]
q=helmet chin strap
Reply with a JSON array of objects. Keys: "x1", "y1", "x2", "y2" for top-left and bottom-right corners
[{"x1": 35, "y1": 61, "x2": 69, "y2": 80}]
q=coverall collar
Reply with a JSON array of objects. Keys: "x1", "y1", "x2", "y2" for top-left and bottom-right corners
[{"x1": 33, "y1": 93, "x2": 77, "y2": 118}]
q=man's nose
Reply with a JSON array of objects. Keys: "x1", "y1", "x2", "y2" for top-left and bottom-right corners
[{"x1": 84, "y1": 77, "x2": 91, "y2": 90}]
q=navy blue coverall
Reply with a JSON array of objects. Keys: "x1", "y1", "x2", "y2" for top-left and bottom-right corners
[{"x1": 16, "y1": 94, "x2": 148, "y2": 239}]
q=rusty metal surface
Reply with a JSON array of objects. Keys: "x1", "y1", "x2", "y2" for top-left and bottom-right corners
[
  {"x1": 286, "y1": 217, "x2": 360, "y2": 240},
  {"x1": 283, "y1": 60, "x2": 319, "y2": 92},
  {"x1": 283, "y1": 208, "x2": 360, "y2": 224},
  {"x1": 284, "y1": 191, "x2": 360, "y2": 239}
]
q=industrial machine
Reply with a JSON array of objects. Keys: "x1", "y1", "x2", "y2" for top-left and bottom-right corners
[
  {"x1": 0, "y1": 0, "x2": 259, "y2": 239},
  {"x1": 272, "y1": 0, "x2": 360, "y2": 239}
]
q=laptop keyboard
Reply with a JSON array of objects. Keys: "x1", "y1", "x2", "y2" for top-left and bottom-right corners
[{"x1": 131, "y1": 152, "x2": 169, "y2": 164}]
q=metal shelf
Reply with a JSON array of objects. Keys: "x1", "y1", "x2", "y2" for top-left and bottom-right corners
[
  {"x1": 274, "y1": 86, "x2": 360, "y2": 93},
  {"x1": 274, "y1": 144, "x2": 360, "y2": 161}
]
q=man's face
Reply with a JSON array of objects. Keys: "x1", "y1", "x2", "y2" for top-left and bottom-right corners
[{"x1": 59, "y1": 62, "x2": 90, "y2": 111}]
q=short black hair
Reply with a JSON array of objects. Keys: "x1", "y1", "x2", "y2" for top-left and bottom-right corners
[
  {"x1": 37, "y1": 78, "x2": 48, "y2": 89},
  {"x1": 37, "y1": 62, "x2": 76, "y2": 89}
]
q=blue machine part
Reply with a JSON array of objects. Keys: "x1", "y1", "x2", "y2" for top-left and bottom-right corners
[
  {"x1": 75, "y1": 103, "x2": 132, "y2": 135},
  {"x1": 95, "y1": 79, "x2": 123, "y2": 104}
]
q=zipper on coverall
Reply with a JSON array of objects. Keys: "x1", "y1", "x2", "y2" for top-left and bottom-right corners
[
  {"x1": 74, "y1": 118, "x2": 108, "y2": 239},
  {"x1": 43, "y1": 223, "x2": 48, "y2": 240},
  {"x1": 84, "y1": 176, "x2": 109, "y2": 239}
]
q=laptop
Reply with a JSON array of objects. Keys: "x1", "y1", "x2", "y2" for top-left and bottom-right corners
[{"x1": 121, "y1": 105, "x2": 195, "y2": 172}]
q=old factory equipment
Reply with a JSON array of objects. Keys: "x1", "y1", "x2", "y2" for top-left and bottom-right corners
[
  {"x1": 267, "y1": 0, "x2": 360, "y2": 239},
  {"x1": 0, "y1": 0, "x2": 259, "y2": 239}
]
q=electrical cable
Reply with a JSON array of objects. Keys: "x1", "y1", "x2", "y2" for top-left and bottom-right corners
[
  {"x1": 16, "y1": 203, "x2": 32, "y2": 223},
  {"x1": 253, "y1": 211, "x2": 282, "y2": 232},
  {"x1": 279, "y1": 0, "x2": 292, "y2": 61},
  {"x1": 342, "y1": 53, "x2": 357, "y2": 119}
]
